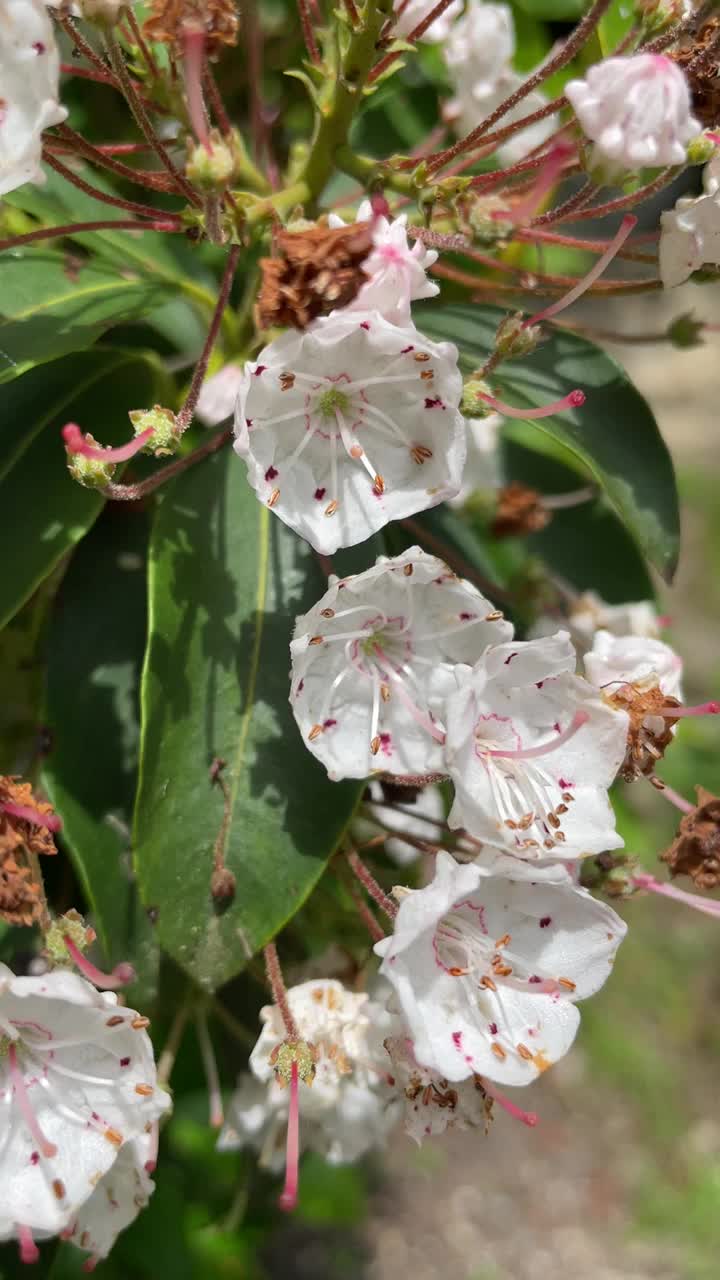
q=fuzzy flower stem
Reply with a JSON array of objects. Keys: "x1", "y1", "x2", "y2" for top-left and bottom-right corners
[
  {"x1": 0, "y1": 219, "x2": 181, "y2": 253},
  {"x1": 632, "y1": 873, "x2": 720, "y2": 920},
  {"x1": 126, "y1": 8, "x2": 161, "y2": 79},
  {"x1": 105, "y1": 34, "x2": 201, "y2": 205},
  {"x1": 278, "y1": 1061, "x2": 300, "y2": 1212},
  {"x1": 477, "y1": 389, "x2": 585, "y2": 418},
  {"x1": 176, "y1": 245, "x2": 241, "y2": 432},
  {"x1": 566, "y1": 170, "x2": 678, "y2": 223},
  {"x1": 100, "y1": 427, "x2": 232, "y2": 503},
  {"x1": 8, "y1": 1043, "x2": 57, "y2": 1158},
  {"x1": 525, "y1": 216, "x2": 637, "y2": 327},
  {"x1": 42, "y1": 151, "x2": 181, "y2": 222},
  {"x1": 263, "y1": 942, "x2": 300, "y2": 1040},
  {"x1": 195, "y1": 1009, "x2": 224, "y2": 1128},
  {"x1": 296, "y1": 0, "x2": 321, "y2": 63},
  {"x1": 203, "y1": 65, "x2": 232, "y2": 136},
  {"x1": 530, "y1": 180, "x2": 596, "y2": 227},
  {"x1": 335, "y1": 864, "x2": 386, "y2": 941},
  {"x1": 62, "y1": 423, "x2": 154, "y2": 464},
  {"x1": 345, "y1": 849, "x2": 398, "y2": 920},
  {"x1": 182, "y1": 26, "x2": 210, "y2": 148},
  {"x1": 370, "y1": 0, "x2": 458, "y2": 83},
  {"x1": 1, "y1": 801, "x2": 61, "y2": 833},
  {"x1": 425, "y1": 0, "x2": 613, "y2": 174},
  {"x1": 516, "y1": 225, "x2": 656, "y2": 264},
  {"x1": 461, "y1": 99, "x2": 565, "y2": 171},
  {"x1": 63, "y1": 936, "x2": 135, "y2": 990},
  {"x1": 52, "y1": 124, "x2": 179, "y2": 194},
  {"x1": 57, "y1": 14, "x2": 120, "y2": 83}
]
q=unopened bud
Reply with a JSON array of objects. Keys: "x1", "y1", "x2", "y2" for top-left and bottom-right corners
[
  {"x1": 667, "y1": 310, "x2": 704, "y2": 348},
  {"x1": 210, "y1": 867, "x2": 236, "y2": 902},
  {"x1": 461, "y1": 377, "x2": 494, "y2": 418},
  {"x1": 67, "y1": 438, "x2": 116, "y2": 489},
  {"x1": 270, "y1": 1039, "x2": 317, "y2": 1086},
  {"x1": 469, "y1": 195, "x2": 513, "y2": 244},
  {"x1": 686, "y1": 133, "x2": 718, "y2": 167},
  {"x1": 129, "y1": 405, "x2": 181, "y2": 456},
  {"x1": 45, "y1": 910, "x2": 93, "y2": 966},
  {"x1": 186, "y1": 131, "x2": 235, "y2": 191},
  {"x1": 495, "y1": 313, "x2": 541, "y2": 360},
  {"x1": 635, "y1": 0, "x2": 690, "y2": 33},
  {"x1": 77, "y1": 0, "x2": 129, "y2": 27}
]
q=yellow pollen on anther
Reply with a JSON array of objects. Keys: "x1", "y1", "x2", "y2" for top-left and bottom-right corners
[
  {"x1": 135, "y1": 1084, "x2": 154, "y2": 1097},
  {"x1": 491, "y1": 1043, "x2": 507, "y2": 1060},
  {"x1": 268, "y1": 487, "x2": 280, "y2": 508},
  {"x1": 370, "y1": 735, "x2": 381, "y2": 755},
  {"x1": 517, "y1": 1043, "x2": 533, "y2": 1061},
  {"x1": 325, "y1": 499, "x2": 339, "y2": 516},
  {"x1": 373, "y1": 475, "x2": 385, "y2": 495},
  {"x1": 131, "y1": 1017, "x2": 150, "y2": 1030},
  {"x1": 558, "y1": 977, "x2": 576, "y2": 991},
  {"x1": 105, "y1": 1127, "x2": 123, "y2": 1146},
  {"x1": 308, "y1": 724, "x2": 324, "y2": 741},
  {"x1": 403, "y1": 563, "x2": 413, "y2": 576}
]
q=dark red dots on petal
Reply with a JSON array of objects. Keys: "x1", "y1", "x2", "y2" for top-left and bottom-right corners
[
  {"x1": 314, "y1": 487, "x2": 326, "y2": 501},
  {"x1": 539, "y1": 917, "x2": 552, "y2": 929}
]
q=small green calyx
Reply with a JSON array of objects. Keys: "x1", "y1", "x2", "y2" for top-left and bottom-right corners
[
  {"x1": 270, "y1": 1039, "x2": 317, "y2": 1086},
  {"x1": 316, "y1": 387, "x2": 351, "y2": 418},
  {"x1": 495, "y1": 312, "x2": 541, "y2": 360},
  {"x1": 687, "y1": 134, "x2": 718, "y2": 167},
  {"x1": 129, "y1": 405, "x2": 181, "y2": 457},
  {"x1": 667, "y1": 311, "x2": 705, "y2": 349},
  {"x1": 461, "y1": 377, "x2": 493, "y2": 418},
  {"x1": 186, "y1": 132, "x2": 236, "y2": 191},
  {"x1": 45, "y1": 909, "x2": 92, "y2": 967},
  {"x1": 67, "y1": 439, "x2": 116, "y2": 490}
]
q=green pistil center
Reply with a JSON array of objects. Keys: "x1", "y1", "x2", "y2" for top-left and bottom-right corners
[{"x1": 316, "y1": 387, "x2": 351, "y2": 418}]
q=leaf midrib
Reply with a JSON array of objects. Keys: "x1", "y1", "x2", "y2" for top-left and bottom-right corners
[{"x1": 1, "y1": 274, "x2": 151, "y2": 326}]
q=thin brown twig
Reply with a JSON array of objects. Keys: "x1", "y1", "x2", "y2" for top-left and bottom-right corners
[
  {"x1": 0, "y1": 216, "x2": 181, "y2": 252},
  {"x1": 51, "y1": 125, "x2": 180, "y2": 192},
  {"x1": 263, "y1": 942, "x2": 300, "y2": 1039},
  {"x1": 126, "y1": 8, "x2": 161, "y2": 79},
  {"x1": 102, "y1": 428, "x2": 232, "y2": 503},
  {"x1": 345, "y1": 849, "x2": 398, "y2": 920},
  {"x1": 42, "y1": 151, "x2": 182, "y2": 221},
  {"x1": 176, "y1": 245, "x2": 241, "y2": 430}
]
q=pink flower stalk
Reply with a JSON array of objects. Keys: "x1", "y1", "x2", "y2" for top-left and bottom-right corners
[
  {"x1": 278, "y1": 1060, "x2": 300, "y2": 1213},
  {"x1": 196, "y1": 1011, "x2": 224, "y2": 1129},
  {"x1": 503, "y1": 141, "x2": 576, "y2": 227},
  {"x1": 524, "y1": 215, "x2": 637, "y2": 328},
  {"x1": 1, "y1": 801, "x2": 62, "y2": 833},
  {"x1": 62, "y1": 422, "x2": 154, "y2": 464},
  {"x1": 182, "y1": 26, "x2": 210, "y2": 150},
  {"x1": 477, "y1": 389, "x2": 585, "y2": 418},
  {"x1": 483, "y1": 1081, "x2": 538, "y2": 1127},
  {"x1": 63, "y1": 936, "x2": 135, "y2": 990},
  {"x1": 487, "y1": 710, "x2": 589, "y2": 761},
  {"x1": 633, "y1": 873, "x2": 720, "y2": 920}
]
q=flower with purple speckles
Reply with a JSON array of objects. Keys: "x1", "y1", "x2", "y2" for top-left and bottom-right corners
[
  {"x1": 289, "y1": 547, "x2": 513, "y2": 781},
  {"x1": 444, "y1": 631, "x2": 628, "y2": 859},
  {"x1": 233, "y1": 312, "x2": 466, "y2": 554},
  {"x1": 375, "y1": 851, "x2": 626, "y2": 1086}
]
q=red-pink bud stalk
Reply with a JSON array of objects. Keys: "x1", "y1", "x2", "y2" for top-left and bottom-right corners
[
  {"x1": 477, "y1": 389, "x2": 585, "y2": 419},
  {"x1": 370, "y1": 193, "x2": 391, "y2": 221},
  {"x1": 633, "y1": 873, "x2": 720, "y2": 920},
  {"x1": 278, "y1": 1059, "x2": 300, "y2": 1212},
  {"x1": 525, "y1": 215, "x2": 637, "y2": 328},
  {"x1": 488, "y1": 710, "x2": 589, "y2": 760},
  {"x1": 503, "y1": 141, "x2": 576, "y2": 226},
  {"x1": 1, "y1": 801, "x2": 61, "y2": 833},
  {"x1": 182, "y1": 26, "x2": 210, "y2": 150},
  {"x1": 63, "y1": 936, "x2": 135, "y2": 990},
  {"x1": 483, "y1": 1080, "x2": 538, "y2": 1127},
  {"x1": 62, "y1": 422, "x2": 154, "y2": 464},
  {"x1": 17, "y1": 1225, "x2": 39, "y2": 1266}
]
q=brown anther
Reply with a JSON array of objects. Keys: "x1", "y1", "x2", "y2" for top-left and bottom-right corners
[
  {"x1": 403, "y1": 563, "x2": 413, "y2": 576},
  {"x1": 256, "y1": 222, "x2": 373, "y2": 330},
  {"x1": 562, "y1": 792, "x2": 574, "y2": 804},
  {"x1": 558, "y1": 977, "x2": 576, "y2": 991},
  {"x1": 480, "y1": 975, "x2": 497, "y2": 991},
  {"x1": 504, "y1": 819, "x2": 518, "y2": 830},
  {"x1": 410, "y1": 445, "x2": 433, "y2": 465},
  {"x1": 373, "y1": 475, "x2": 385, "y2": 495},
  {"x1": 52, "y1": 1179, "x2": 66, "y2": 1200},
  {"x1": 308, "y1": 724, "x2": 324, "y2": 741},
  {"x1": 448, "y1": 965, "x2": 468, "y2": 976},
  {"x1": 106, "y1": 1015, "x2": 125, "y2": 1027},
  {"x1": 143, "y1": 0, "x2": 240, "y2": 54},
  {"x1": 485, "y1": 611, "x2": 504, "y2": 622},
  {"x1": 661, "y1": 785, "x2": 720, "y2": 890},
  {"x1": 380, "y1": 683, "x2": 391, "y2": 702},
  {"x1": 413, "y1": 352, "x2": 431, "y2": 362},
  {"x1": 491, "y1": 483, "x2": 551, "y2": 539},
  {"x1": 370, "y1": 735, "x2": 381, "y2": 756},
  {"x1": 543, "y1": 839, "x2": 555, "y2": 850},
  {"x1": 491, "y1": 1042, "x2": 507, "y2": 1060},
  {"x1": 321, "y1": 608, "x2": 335, "y2": 619},
  {"x1": 104, "y1": 1127, "x2": 123, "y2": 1146},
  {"x1": 517, "y1": 813, "x2": 534, "y2": 831},
  {"x1": 422, "y1": 1084, "x2": 433, "y2": 1106},
  {"x1": 547, "y1": 813, "x2": 561, "y2": 830},
  {"x1": 420, "y1": 369, "x2": 434, "y2": 381},
  {"x1": 516, "y1": 1043, "x2": 533, "y2": 1061},
  {"x1": 309, "y1": 635, "x2": 324, "y2": 646},
  {"x1": 556, "y1": 803, "x2": 568, "y2": 815},
  {"x1": 325, "y1": 499, "x2": 339, "y2": 516},
  {"x1": 131, "y1": 1017, "x2": 150, "y2": 1030},
  {"x1": 279, "y1": 372, "x2": 296, "y2": 391},
  {"x1": 495, "y1": 933, "x2": 511, "y2": 948},
  {"x1": 268, "y1": 487, "x2": 280, "y2": 509}
]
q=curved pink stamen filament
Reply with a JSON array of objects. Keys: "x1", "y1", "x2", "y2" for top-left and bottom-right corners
[
  {"x1": 373, "y1": 645, "x2": 446, "y2": 744},
  {"x1": 64, "y1": 936, "x2": 135, "y2": 990},
  {"x1": 278, "y1": 1059, "x2": 300, "y2": 1213},
  {"x1": 62, "y1": 422, "x2": 154, "y2": 464},
  {"x1": 659, "y1": 700, "x2": 720, "y2": 719},
  {"x1": 658, "y1": 784, "x2": 694, "y2": 815},
  {"x1": 182, "y1": 27, "x2": 210, "y2": 149},
  {"x1": 487, "y1": 710, "x2": 589, "y2": 761},
  {"x1": 633, "y1": 873, "x2": 720, "y2": 920},
  {"x1": 483, "y1": 1081, "x2": 538, "y2": 1127},
  {"x1": 17, "y1": 1224, "x2": 39, "y2": 1265},
  {"x1": 1, "y1": 802, "x2": 61, "y2": 833},
  {"x1": 8, "y1": 1044, "x2": 57, "y2": 1158},
  {"x1": 477, "y1": 389, "x2": 585, "y2": 419},
  {"x1": 525, "y1": 215, "x2": 637, "y2": 328},
  {"x1": 505, "y1": 141, "x2": 576, "y2": 227}
]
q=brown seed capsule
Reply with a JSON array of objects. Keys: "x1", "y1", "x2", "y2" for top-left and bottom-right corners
[
  {"x1": 661, "y1": 785, "x2": 720, "y2": 889},
  {"x1": 256, "y1": 222, "x2": 373, "y2": 330},
  {"x1": 491, "y1": 483, "x2": 550, "y2": 539}
]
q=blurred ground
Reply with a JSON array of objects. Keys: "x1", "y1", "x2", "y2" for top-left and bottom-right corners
[{"x1": 365, "y1": 285, "x2": 720, "y2": 1280}]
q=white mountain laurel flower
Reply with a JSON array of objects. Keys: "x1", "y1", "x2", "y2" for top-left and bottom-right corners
[
  {"x1": 0, "y1": 0, "x2": 67, "y2": 197},
  {"x1": 392, "y1": 0, "x2": 463, "y2": 43},
  {"x1": 584, "y1": 631, "x2": 684, "y2": 702},
  {"x1": 444, "y1": 632, "x2": 628, "y2": 859},
  {"x1": 290, "y1": 547, "x2": 513, "y2": 781},
  {"x1": 375, "y1": 851, "x2": 627, "y2": 1086},
  {"x1": 529, "y1": 592, "x2": 661, "y2": 655},
  {"x1": 233, "y1": 311, "x2": 467, "y2": 554},
  {"x1": 61, "y1": 1135, "x2": 156, "y2": 1268},
  {"x1": 565, "y1": 53, "x2": 700, "y2": 177},
  {"x1": 659, "y1": 155, "x2": 720, "y2": 287}
]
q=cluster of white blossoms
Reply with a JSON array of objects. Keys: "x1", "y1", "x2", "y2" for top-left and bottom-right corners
[
  {"x1": 442, "y1": 1, "x2": 558, "y2": 165},
  {"x1": 0, "y1": 963, "x2": 168, "y2": 1267},
  {"x1": 660, "y1": 152, "x2": 720, "y2": 288}
]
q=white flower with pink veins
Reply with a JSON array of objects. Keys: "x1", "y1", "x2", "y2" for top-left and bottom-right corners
[
  {"x1": 565, "y1": 54, "x2": 700, "y2": 176},
  {"x1": 0, "y1": 964, "x2": 169, "y2": 1263},
  {"x1": 61, "y1": 1134, "x2": 156, "y2": 1269},
  {"x1": 195, "y1": 363, "x2": 244, "y2": 426},
  {"x1": 290, "y1": 547, "x2": 513, "y2": 780},
  {"x1": 233, "y1": 312, "x2": 466, "y2": 554},
  {"x1": 375, "y1": 851, "x2": 627, "y2": 1086},
  {"x1": 0, "y1": 0, "x2": 68, "y2": 197},
  {"x1": 328, "y1": 200, "x2": 438, "y2": 325},
  {"x1": 444, "y1": 631, "x2": 628, "y2": 859},
  {"x1": 584, "y1": 630, "x2": 684, "y2": 702}
]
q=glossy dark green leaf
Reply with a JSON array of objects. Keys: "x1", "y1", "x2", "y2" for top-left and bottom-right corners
[
  {"x1": 134, "y1": 447, "x2": 363, "y2": 991},
  {"x1": 0, "y1": 348, "x2": 167, "y2": 629},
  {"x1": 42, "y1": 507, "x2": 160, "y2": 1004},
  {"x1": 0, "y1": 251, "x2": 170, "y2": 383},
  {"x1": 417, "y1": 303, "x2": 680, "y2": 580}
]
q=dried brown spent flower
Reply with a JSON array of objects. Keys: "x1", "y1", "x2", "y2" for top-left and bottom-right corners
[
  {"x1": 0, "y1": 777, "x2": 59, "y2": 861},
  {"x1": 670, "y1": 17, "x2": 720, "y2": 128},
  {"x1": 256, "y1": 222, "x2": 373, "y2": 331},
  {"x1": 604, "y1": 685, "x2": 680, "y2": 782},
  {"x1": 143, "y1": 0, "x2": 240, "y2": 55},
  {"x1": 491, "y1": 483, "x2": 551, "y2": 539},
  {"x1": 0, "y1": 852, "x2": 43, "y2": 927},
  {"x1": 661, "y1": 785, "x2": 720, "y2": 889}
]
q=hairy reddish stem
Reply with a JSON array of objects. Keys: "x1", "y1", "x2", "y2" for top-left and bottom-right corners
[{"x1": 263, "y1": 941, "x2": 300, "y2": 1040}]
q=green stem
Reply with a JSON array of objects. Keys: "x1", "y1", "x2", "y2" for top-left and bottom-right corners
[
  {"x1": 300, "y1": 0, "x2": 392, "y2": 205},
  {"x1": 335, "y1": 145, "x2": 416, "y2": 195}
]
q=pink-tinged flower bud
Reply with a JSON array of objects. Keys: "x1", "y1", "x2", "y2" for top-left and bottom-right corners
[{"x1": 565, "y1": 54, "x2": 701, "y2": 180}]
